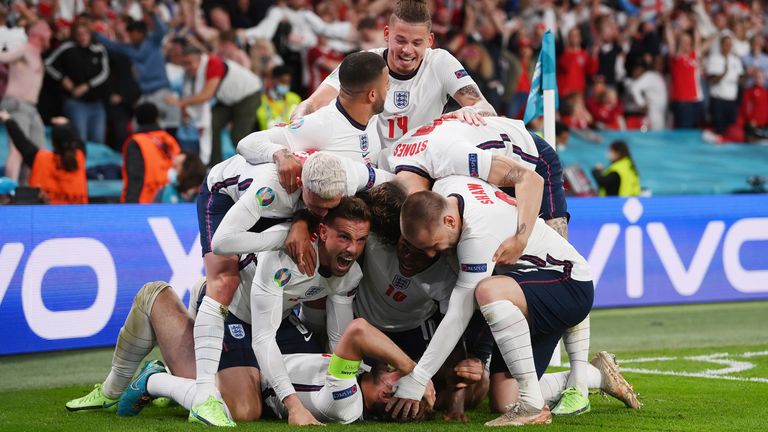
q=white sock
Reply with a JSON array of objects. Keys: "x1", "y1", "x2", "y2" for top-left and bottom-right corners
[
  {"x1": 563, "y1": 315, "x2": 591, "y2": 396},
  {"x1": 540, "y1": 364, "x2": 603, "y2": 404},
  {"x1": 481, "y1": 300, "x2": 544, "y2": 409},
  {"x1": 147, "y1": 373, "x2": 197, "y2": 410},
  {"x1": 194, "y1": 296, "x2": 225, "y2": 405},
  {"x1": 102, "y1": 298, "x2": 156, "y2": 399}
]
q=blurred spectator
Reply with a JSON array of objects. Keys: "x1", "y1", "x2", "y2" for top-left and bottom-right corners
[
  {"x1": 504, "y1": 34, "x2": 534, "y2": 119},
  {"x1": 306, "y1": 35, "x2": 344, "y2": 94},
  {"x1": 0, "y1": 20, "x2": 51, "y2": 183},
  {"x1": 555, "y1": 121, "x2": 570, "y2": 149},
  {"x1": 104, "y1": 50, "x2": 141, "y2": 152},
  {"x1": 256, "y1": 65, "x2": 301, "y2": 130},
  {"x1": 624, "y1": 60, "x2": 668, "y2": 130},
  {"x1": 706, "y1": 35, "x2": 743, "y2": 135},
  {"x1": 357, "y1": 17, "x2": 384, "y2": 51},
  {"x1": 121, "y1": 103, "x2": 181, "y2": 203},
  {"x1": 0, "y1": 176, "x2": 16, "y2": 204},
  {"x1": 557, "y1": 27, "x2": 597, "y2": 97},
  {"x1": 0, "y1": 4, "x2": 27, "y2": 98},
  {"x1": 87, "y1": 0, "x2": 118, "y2": 38},
  {"x1": 156, "y1": 149, "x2": 206, "y2": 203},
  {"x1": 0, "y1": 110, "x2": 88, "y2": 204},
  {"x1": 592, "y1": 15, "x2": 624, "y2": 86},
  {"x1": 45, "y1": 21, "x2": 110, "y2": 143},
  {"x1": 666, "y1": 23, "x2": 704, "y2": 128},
  {"x1": 741, "y1": 70, "x2": 768, "y2": 143},
  {"x1": 457, "y1": 40, "x2": 496, "y2": 105},
  {"x1": 216, "y1": 30, "x2": 251, "y2": 69},
  {"x1": 167, "y1": 46, "x2": 261, "y2": 166},
  {"x1": 95, "y1": 4, "x2": 179, "y2": 132},
  {"x1": 588, "y1": 87, "x2": 625, "y2": 130},
  {"x1": 560, "y1": 92, "x2": 592, "y2": 129},
  {"x1": 592, "y1": 140, "x2": 640, "y2": 197},
  {"x1": 249, "y1": 38, "x2": 284, "y2": 79},
  {"x1": 743, "y1": 35, "x2": 768, "y2": 87}
]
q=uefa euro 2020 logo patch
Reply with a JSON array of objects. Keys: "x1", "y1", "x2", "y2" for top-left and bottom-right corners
[
  {"x1": 394, "y1": 90, "x2": 409, "y2": 109},
  {"x1": 359, "y1": 134, "x2": 369, "y2": 151},
  {"x1": 287, "y1": 118, "x2": 304, "y2": 129},
  {"x1": 274, "y1": 268, "x2": 291, "y2": 287},
  {"x1": 228, "y1": 324, "x2": 245, "y2": 339},
  {"x1": 256, "y1": 187, "x2": 274, "y2": 206}
]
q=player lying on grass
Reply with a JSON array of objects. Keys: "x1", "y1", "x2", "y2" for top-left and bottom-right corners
[
  {"x1": 383, "y1": 116, "x2": 595, "y2": 415},
  {"x1": 66, "y1": 279, "x2": 436, "y2": 424},
  {"x1": 193, "y1": 149, "x2": 390, "y2": 425},
  {"x1": 389, "y1": 176, "x2": 594, "y2": 425}
]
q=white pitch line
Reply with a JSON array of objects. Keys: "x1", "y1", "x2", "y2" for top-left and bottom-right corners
[
  {"x1": 621, "y1": 367, "x2": 768, "y2": 383},
  {"x1": 620, "y1": 356, "x2": 679, "y2": 363}
]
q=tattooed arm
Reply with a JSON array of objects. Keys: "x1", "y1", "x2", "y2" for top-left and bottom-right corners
[
  {"x1": 545, "y1": 216, "x2": 569, "y2": 240},
  {"x1": 443, "y1": 84, "x2": 497, "y2": 126},
  {"x1": 486, "y1": 154, "x2": 544, "y2": 265}
]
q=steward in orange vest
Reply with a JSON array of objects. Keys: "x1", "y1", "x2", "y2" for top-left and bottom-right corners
[
  {"x1": 121, "y1": 103, "x2": 181, "y2": 203},
  {"x1": 1, "y1": 112, "x2": 88, "y2": 204}
]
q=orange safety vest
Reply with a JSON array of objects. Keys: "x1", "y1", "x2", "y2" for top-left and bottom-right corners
[
  {"x1": 28, "y1": 149, "x2": 88, "y2": 204},
  {"x1": 121, "y1": 131, "x2": 181, "y2": 203}
]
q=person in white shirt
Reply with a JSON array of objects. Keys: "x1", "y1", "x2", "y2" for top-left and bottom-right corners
[
  {"x1": 625, "y1": 61, "x2": 668, "y2": 130},
  {"x1": 390, "y1": 176, "x2": 594, "y2": 426},
  {"x1": 237, "y1": 51, "x2": 389, "y2": 172},
  {"x1": 292, "y1": 0, "x2": 496, "y2": 148},
  {"x1": 707, "y1": 35, "x2": 744, "y2": 135}
]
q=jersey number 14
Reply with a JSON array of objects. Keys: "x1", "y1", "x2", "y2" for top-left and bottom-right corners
[{"x1": 387, "y1": 116, "x2": 409, "y2": 139}]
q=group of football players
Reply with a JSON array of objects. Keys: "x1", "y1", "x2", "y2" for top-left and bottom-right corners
[{"x1": 65, "y1": 0, "x2": 641, "y2": 427}]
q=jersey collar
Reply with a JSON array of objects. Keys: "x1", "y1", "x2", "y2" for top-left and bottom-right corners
[
  {"x1": 448, "y1": 193, "x2": 465, "y2": 223},
  {"x1": 383, "y1": 49, "x2": 422, "y2": 81},
  {"x1": 335, "y1": 98, "x2": 368, "y2": 131}
]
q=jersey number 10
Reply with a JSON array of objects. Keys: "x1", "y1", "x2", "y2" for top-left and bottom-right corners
[{"x1": 387, "y1": 116, "x2": 409, "y2": 139}]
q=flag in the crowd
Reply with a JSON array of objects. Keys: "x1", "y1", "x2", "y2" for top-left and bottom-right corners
[{"x1": 523, "y1": 30, "x2": 559, "y2": 124}]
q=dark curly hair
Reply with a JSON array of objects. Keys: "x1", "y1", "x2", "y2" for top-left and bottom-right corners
[{"x1": 358, "y1": 182, "x2": 407, "y2": 246}]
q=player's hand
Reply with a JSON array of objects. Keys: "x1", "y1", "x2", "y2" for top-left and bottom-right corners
[
  {"x1": 0, "y1": 110, "x2": 10, "y2": 122},
  {"x1": 423, "y1": 379, "x2": 436, "y2": 409},
  {"x1": 441, "y1": 107, "x2": 487, "y2": 126},
  {"x1": 386, "y1": 397, "x2": 421, "y2": 421},
  {"x1": 453, "y1": 357, "x2": 484, "y2": 388},
  {"x1": 287, "y1": 404, "x2": 325, "y2": 426},
  {"x1": 492, "y1": 234, "x2": 528, "y2": 266},
  {"x1": 285, "y1": 220, "x2": 317, "y2": 276},
  {"x1": 275, "y1": 150, "x2": 303, "y2": 193}
]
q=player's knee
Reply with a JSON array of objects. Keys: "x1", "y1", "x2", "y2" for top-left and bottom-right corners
[
  {"x1": 134, "y1": 281, "x2": 171, "y2": 316},
  {"x1": 345, "y1": 318, "x2": 371, "y2": 339},
  {"x1": 228, "y1": 400, "x2": 262, "y2": 422},
  {"x1": 475, "y1": 276, "x2": 508, "y2": 306}
]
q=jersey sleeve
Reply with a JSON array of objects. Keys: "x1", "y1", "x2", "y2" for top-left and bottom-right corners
[
  {"x1": 320, "y1": 66, "x2": 341, "y2": 91},
  {"x1": 340, "y1": 158, "x2": 394, "y2": 194},
  {"x1": 326, "y1": 294, "x2": 354, "y2": 352},
  {"x1": 389, "y1": 134, "x2": 493, "y2": 181},
  {"x1": 435, "y1": 50, "x2": 478, "y2": 98},
  {"x1": 205, "y1": 56, "x2": 227, "y2": 80}
]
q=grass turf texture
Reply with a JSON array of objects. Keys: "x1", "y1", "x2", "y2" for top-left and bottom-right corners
[{"x1": 1, "y1": 301, "x2": 767, "y2": 431}]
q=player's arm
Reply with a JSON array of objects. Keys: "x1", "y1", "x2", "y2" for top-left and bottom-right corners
[
  {"x1": 236, "y1": 127, "x2": 294, "y2": 165},
  {"x1": 447, "y1": 84, "x2": 497, "y2": 126},
  {"x1": 326, "y1": 293, "x2": 354, "y2": 352},
  {"x1": 211, "y1": 188, "x2": 290, "y2": 255},
  {"x1": 341, "y1": 157, "x2": 395, "y2": 195},
  {"x1": 251, "y1": 268, "x2": 323, "y2": 425},
  {"x1": 334, "y1": 318, "x2": 415, "y2": 375},
  {"x1": 487, "y1": 155, "x2": 544, "y2": 265},
  {"x1": 291, "y1": 82, "x2": 339, "y2": 120}
]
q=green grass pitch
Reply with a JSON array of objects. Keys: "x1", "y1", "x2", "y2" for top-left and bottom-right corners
[{"x1": 1, "y1": 301, "x2": 767, "y2": 431}]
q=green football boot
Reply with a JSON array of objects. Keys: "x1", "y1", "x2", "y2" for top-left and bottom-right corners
[
  {"x1": 189, "y1": 396, "x2": 236, "y2": 427},
  {"x1": 551, "y1": 387, "x2": 591, "y2": 416},
  {"x1": 65, "y1": 384, "x2": 118, "y2": 412}
]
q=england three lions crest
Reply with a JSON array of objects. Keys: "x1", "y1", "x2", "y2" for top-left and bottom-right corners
[
  {"x1": 359, "y1": 134, "x2": 369, "y2": 151},
  {"x1": 394, "y1": 91, "x2": 409, "y2": 109}
]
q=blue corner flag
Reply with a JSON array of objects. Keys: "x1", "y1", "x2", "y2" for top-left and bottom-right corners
[{"x1": 523, "y1": 30, "x2": 559, "y2": 124}]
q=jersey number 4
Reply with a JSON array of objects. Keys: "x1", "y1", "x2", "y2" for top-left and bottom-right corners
[{"x1": 387, "y1": 116, "x2": 409, "y2": 139}]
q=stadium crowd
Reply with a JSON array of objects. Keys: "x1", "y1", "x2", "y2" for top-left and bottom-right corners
[{"x1": 0, "y1": 0, "x2": 766, "y2": 204}]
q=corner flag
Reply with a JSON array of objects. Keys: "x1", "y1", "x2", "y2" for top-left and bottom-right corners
[{"x1": 523, "y1": 30, "x2": 559, "y2": 125}]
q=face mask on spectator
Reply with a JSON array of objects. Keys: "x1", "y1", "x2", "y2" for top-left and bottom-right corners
[
  {"x1": 275, "y1": 83, "x2": 290, "y2": 97},
  {"x1": 167, "y1": 168, "x2": 178, "y2": 185}
]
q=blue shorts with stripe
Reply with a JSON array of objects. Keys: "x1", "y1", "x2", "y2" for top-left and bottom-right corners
[
  {"x1": 489, "y1": 269, "x2": 593, "y2": 378},
  {"x1": 196, "y1": 175, "x2": 289, "y2": 256}
]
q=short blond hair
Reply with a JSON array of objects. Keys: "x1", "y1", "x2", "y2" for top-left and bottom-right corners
[{"x1": 302, "y1": 152, "x2": 346, "y2": 199}]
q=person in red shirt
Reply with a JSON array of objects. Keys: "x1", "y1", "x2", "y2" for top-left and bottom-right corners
[
  {"x1": 742, "y1": 69, "x2": 768, "y2": 142},
  {"x1": 588, "y1": 87, "x2": 625, "y2": 130},
  {"x1": 665, "y1": 20, "x2": 703, "y2": 128},
  {"x1": 506, "y1": 35, "x2": 534, "y2": 119},
  {"x1": 557, "y1": 27, "x2": 598, "y2": 97}
]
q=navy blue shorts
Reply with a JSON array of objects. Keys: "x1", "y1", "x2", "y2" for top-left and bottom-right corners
[
  {"x1": 196, "y1": 175, "x2": 289, "y2": 257},
  {"x1": 381, "y1": 310, "x2": 493, "y2": 364},
  {"x1": 499, "y1": 133, "x2": 569, "y2": 222},
  {"x1": 489, "y1": 270, "x2": 593, "y2": 378},
  {"x1": 195, "y1": 283, "x2": 322, "y2": 371}
]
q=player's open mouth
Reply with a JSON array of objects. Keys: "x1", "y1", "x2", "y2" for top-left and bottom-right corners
[
  {"x1": 398, "y1": 55, "x2": 416, "y2": 65},
  {"x1": 337, "y1": 256, "x2": 353, "y2": 269}
]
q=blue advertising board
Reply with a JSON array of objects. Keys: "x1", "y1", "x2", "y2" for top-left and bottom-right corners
[{"x1": 1, "y1": 196, "x2": 767, "y2": 355}]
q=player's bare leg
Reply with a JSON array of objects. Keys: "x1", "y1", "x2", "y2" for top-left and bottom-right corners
[
  {"x1": 475, "y1": 276, "x2": 551, "y2": 427},
  {"x1": 217, "y1": 367, "x2": 263, "y2": 421}
]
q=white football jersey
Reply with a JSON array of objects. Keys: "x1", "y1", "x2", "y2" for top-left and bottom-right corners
[
  {"x1": 323, "y1": 48, "x2": 477, "y2": 149},
  {"x1": 354, "y1": 235, "x2": 456, "y2": 332},
  {"x1": 381, "y1": 117, "x2": 539, "y2": 178},
  {"x1": 432, "y1": 176, "x2": 591, "y2": 288},
  {"x1": 229, "y1": 242, "x2": 362, "y2": 323},
  {"x1": 263, "y1": 353, "x2": 365, "y2": 424},
  {"x1": 238, "y1": 99, "x2": 381, "y2": 166}
]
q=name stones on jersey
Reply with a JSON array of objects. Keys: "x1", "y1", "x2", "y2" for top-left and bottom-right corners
[
  {"x1": 274, "y1": 268, "x2": 292, "y2": 287},
  {"x1": 394, "y1": 90, "x2": 410, "y2": 109},
  {"x1": 359, "y1": 134, "x2": 369, "y2": 151},
  {"x1": 228, "y1": 324, "x2": 246, "y2": 339},
  {"x1": 391, "y1": 274, "x2": 411, "y2": 291},
  {"x1": 256, "y1": 186, "x2": 275, "y2": 206},
  {"x1": 304, "y1": 286, "x2": 324, "y2": 298}
]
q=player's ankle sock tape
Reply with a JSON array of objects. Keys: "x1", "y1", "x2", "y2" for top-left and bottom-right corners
[{"x1": 328, "y1": 354, "x2": 361, "y2": 379}]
